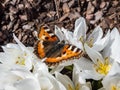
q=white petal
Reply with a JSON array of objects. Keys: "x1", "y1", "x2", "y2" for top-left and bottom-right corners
[
  {"x1": 107, "y1": 61, "x2": 120, "y2": 76},
  {"x1": 102, "y1": 42, "x2": 111, "y2": 57},
  {"x1": 2, "y1": 45, "x2": 20, "y2": 55},
  {"x1": 13, "y1": 34, "x2": 26, "y2": 51},
  {"x1": 50, "y1": 65, "x2": 64, "y2": 74},
  {"x1": 74, "y1": 60, "x2": 103, "y2": 80},
  {"x1": 62, "y1": 29, "x2": 83, "y2": 50},
  {"x1": 65, "y1": 32, "x2": 83, "y2": 50},
  {"x1": 84, "y1": 43, "x2": 104, "y2": 64},
  {"x1": 39, "y1": 77, "x2": 53, "y2": 90},
  {"x1": 5, "y1": 43, "x2": 20, "y2": 49},
  {"x1": 55, "y1": 25, "x2": 65, "y2": 41},
  {"x1": 98, "y1": 87, "x2": 105, "y2": 90},
  {"x1": 55, "y1": 72, "x2": 74, "y2": 89},
  {"x1": 83, "y1": 70, "x2": 103, "y2": 80},
  {"x1": 110, "y1": 37, "x2": 120, "y2": 62},
  {"x1": 57, "y1": 81, "x2": 67, "y2": 90},
  {"x1": 72, "y1": 39, "x2": 84, "y2": 50},
  {"x1": 33, "y1": 61, "x2": 48, "y2": 73},
  {"x1": 73, "y1": 57, "x2": 93, "y2": 70},
  {"x1": 102, "y1": 73, "x2": 120, "y2": 90},
  {"x1": 14, "y1": 79, "x2": 40, "y2": 90},
  {"x1": 103, "y1": 28, "x2": 120, "y2": 61},
  {"x1": 0, "y1": 64, "x2": 10, "y2": 72},
  {"x1": 73, "y1": 64, "x2": 86, "y2": 85},
  {"x1": 62, "y1": 28, "x2": 73, "y2": 41},
  {"x1": 110, "y1": 27, "x2": 120, "y2": 40},
  {"x1": 104, "y1": 28, "x2": 120, "y2": 52},
  {"x1": 41, "y1": 72, "x2": 66, "y2": 90},
  {"x1": 92, "y1": 30, "x2": 110, "y2": 51},
  {"x1": 74, "y1": 17, "x2": 88, "y2": 40},
  {"x1": 11, "y1": 69, "x2": 34, "y2": 79},
  {"x1": 87, "y1": 26, "x2": 103, "y2": 42},
  {"x1": 80, "y1": 85, "x2": 91, "y2": 90},
  {"x1": 50, "y1": 60, "x2": 75, "y2": 73},
  {"x1": 4, "y1": 85, "x2": 17, "y2": 90},
  {"x1": 0, "y1": 53, "x2": 6, "y2": 63}
]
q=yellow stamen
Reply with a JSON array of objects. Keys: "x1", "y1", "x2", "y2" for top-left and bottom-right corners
[
  {"x1": 111, "y1": 85, "x2": 120, "y2": 90},
  {"x1": 75, "y1": 83, "x2": 80, "y2": 90},
  {"x1": 16, "y1": 56, "x2": 25, "y2": 65},
  {"x1": 79, "y1": 36, "x2": 84, "y2": 44},
  {"x1": 112, "y1": 85, "x2": 117, "y2": 90},
  {"x1": 68, "y1": 84, "x2": 74, "y2": 90},
  {"x1": 16, "y1": 52, "x2": 27, "y2": 65},
  {"x1": 86, "y1": 38, "x2": 94, "y2": 47},
  {"x1": 94, "y1": 57, "x2": 111, "y2": 75}
]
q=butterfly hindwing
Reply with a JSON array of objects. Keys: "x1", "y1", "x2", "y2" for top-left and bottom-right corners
[{"x1": 45, "y1": 44, "x2": 84, "y2": 64}]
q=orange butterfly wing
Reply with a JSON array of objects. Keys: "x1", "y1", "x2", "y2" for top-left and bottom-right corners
[
  {"x1": 45, "y1": 44, "x2": 84, "y2": 64},
  {"x1": 34, "y1": 25, "x2": 84, "y2": 65},
  {"x1": 34, "y1": 25, "x2": 59, "y2": 59},
  {"x1": 38, "y1": 26, "x2": 58, "y2": 42}
]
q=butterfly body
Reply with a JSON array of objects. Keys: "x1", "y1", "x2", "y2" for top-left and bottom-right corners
[{"x1": 34, "y1": 25, "x2": 84, "y2": 65}]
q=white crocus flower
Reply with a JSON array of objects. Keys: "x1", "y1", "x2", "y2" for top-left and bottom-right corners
[
  {"x1": 73, "y1": 17, "x2": 110, "y2": 51},
  {"x1": 73, "y1": 43, "x2": 114, "y2": 80},
  {"x1": 33, "y1": 61, "x2": 66, "y2": 90},
  {"x1": 101, "y1": 61, "x2": 120, "y2": 90},
  {"x1": 0, "y1": 34, "x2": 35, "y2": 71},
  {"x1": 55, "y1": 64, "x2": 91, "y2": 90},
  {"x1": 55, "y1": 17, "x2": 110, "y2": 52},
  {"x1": 0, "y1": 69, "x2": 40, "y2": 90},
  {"x1": 81, "y1": 43, "x2": 112, "y2": 80},
  {"x1": 74, "y1": 27, "x2": 120, "y2": 81},
  {"x1": 55, "y1": 72, "x2": 76, "y2": 90},
  {"x1": 0, "y1": 60, "x2": 66, "y2": 90},
  {"x1": 55, "y1": 62, "x2": 91, "y2": 90}
]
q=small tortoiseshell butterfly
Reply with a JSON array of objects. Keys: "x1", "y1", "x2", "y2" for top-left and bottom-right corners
[{"x1": 34, "y1": 25, "x2": 84, "y2": 65}]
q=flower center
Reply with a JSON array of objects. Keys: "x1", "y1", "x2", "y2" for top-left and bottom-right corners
[
  {"x1": 75, "y1": 83, "x2": 80, "y2": 90},
  {"x1": 68, "y1": 84, "x2": 74, "y2": 90},
  {"x1": 94, "y1": 57, "x2": 111, "y2": 75},
  {"x1": 111, "y1": 85, "x2": 120, "y2": 90},
  {"x1": 67, "y1": 83, "x2": 80, "y2": 90},
  {"x1": 79, "y1": 36, "x2": 84, "y2": 44},
  {"x1": 16, "y1": 52, "x2": 27, "y2": 65},
  {"x1": 86, "y1": 38, "x2": 94, "y2": 48}
]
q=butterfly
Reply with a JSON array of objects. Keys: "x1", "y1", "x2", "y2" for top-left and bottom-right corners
[{"x1": 34, "y1": 25, "x2": 84, "y2": 65}]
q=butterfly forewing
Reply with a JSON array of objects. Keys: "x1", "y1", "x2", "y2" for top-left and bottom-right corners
[{"x1": 38, "y1": 25, "x2": 59, "y2": 42}]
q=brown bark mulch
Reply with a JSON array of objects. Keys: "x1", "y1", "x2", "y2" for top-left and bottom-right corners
[{"x1": 0, "y1": 0, "x2": 120, "y2": 51}]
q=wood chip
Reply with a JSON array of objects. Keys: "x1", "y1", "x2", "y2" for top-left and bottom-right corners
[
  {"x1": 68, "y1": 0, "x2": 74, "y2": 8},
  {"x1": 62, "y1": 3, "x2": 70, "y2": 13},
  {"x1": 59, "y1": 13, "x2": 69, "y2": 22},
  {"x1": 100, "y1": 1, "x2": 106, "y2": 9},
  {"x1": 19, "y1": 15, "x2": 27, "y2": 21},
  {"x1": 86, "y1": 2, "x2": 94, "y2": 14},
  {"x1": 90, "y1": 11, "x2": 103, "y2": 24}
]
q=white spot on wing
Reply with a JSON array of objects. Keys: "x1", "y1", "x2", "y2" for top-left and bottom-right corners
[
  {"x1": 73, "y1": 48, "x2": 78, "y2": 53},
  {"x1": 62, "y1": 53, "x2": 67, "y2": 57},
  {"x1": 68, "y1": 46, "x2": 72, "y2": 50},
  {"x1": 49, "y1": 33, "x2": 54, "y2": 36},
  {"x1": 56, "y1": 57, "x2": 61, "y2": 60},
  {"x1": 78, "y1": 50, "x2": 82, "y2": 53},
  {"x1": 45, "y1": 29, "x2": 50, "y2": 32}
]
